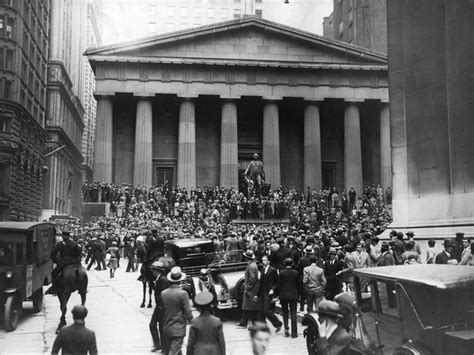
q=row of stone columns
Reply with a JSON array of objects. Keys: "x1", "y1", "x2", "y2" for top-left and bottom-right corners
[{"x1": 93, "y1": 96, "x2": 390, "y2": 195}]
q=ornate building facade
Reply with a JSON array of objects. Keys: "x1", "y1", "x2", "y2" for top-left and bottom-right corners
[
  {"x1": 87, "y1": 18, "x2": 389, "y2": 196},
  {"x1": 42, "y1": 0, "x2": 87, "y2": 219},
  {"x1": 0, "y1": 0, "x2": 50, "y2": 221}
]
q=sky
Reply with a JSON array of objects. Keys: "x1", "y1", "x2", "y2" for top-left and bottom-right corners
[{"x1": 96, "y1": 0, "x2": 334, "y2": 45}]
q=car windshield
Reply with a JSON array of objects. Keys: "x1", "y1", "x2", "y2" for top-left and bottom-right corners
[{"x1": 0, "y1": 240, "x2": 14, "y2": 266}]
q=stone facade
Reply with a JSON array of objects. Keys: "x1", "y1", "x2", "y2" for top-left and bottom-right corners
[
  {"x1": 87, "y1": 17, "x2": 389, "y2": 195},
  {"x1": 386, "y1": 0, "x2": 474, "y2": 238},
  {"x1": 43, "y1": 0, "x2": 88, "y2": 219},
  {"x1": 0, "y1": 0, "x2": 50, "y2": 221},
  {"x1": 323, "y1": 0, "x2": 387, "y2": 54}
]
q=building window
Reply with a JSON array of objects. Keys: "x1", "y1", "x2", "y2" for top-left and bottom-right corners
[
  {"x1": 4, "y1": 80, "x2": 12, "y2": 99},
  {"x1": 338, "y1": 21, "x2": 343, "y2": 37},
  {"x1": 233, "y1": 9, "x2": 241, "y2": 18},
  {"x1": 0, "y1": 116, "x2": 10, "y2": 132},
  {"x1": 255, "y1": 9, "x2": 262, "y2": 18},
  {"x1": 5, "y1": 49, "x2": 13, "y2": 70},
  {"x1": 6, "y1": 18, "x2": 13, "y2": 38}
]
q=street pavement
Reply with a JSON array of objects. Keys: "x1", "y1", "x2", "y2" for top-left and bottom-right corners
[{"x1": 0, "y1": 263, "x2": 307, "y2": 354}]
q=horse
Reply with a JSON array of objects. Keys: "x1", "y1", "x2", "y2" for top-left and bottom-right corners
[
  {"x1": 139, "y1": 255, "x2": 175, "y2": 308},
  {"x1": 55, "y1": 264, "x2": 88, "y2": 333}
]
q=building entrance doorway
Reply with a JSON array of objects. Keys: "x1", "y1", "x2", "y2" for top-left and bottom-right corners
[
  {"x1": 322, "y1": 161, "x2": 337, "y2": 189},
  {"x1": 155, "y1": 167, "x2": 174, "y2": 188}
]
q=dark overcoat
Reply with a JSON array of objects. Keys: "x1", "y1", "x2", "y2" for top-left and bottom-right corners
[
  {"x1": 242, "y1": 260, "x2": 259, "y2": 311},
  {"x1": 186, "y1": 312, "x2": 225, "y2": 355}
]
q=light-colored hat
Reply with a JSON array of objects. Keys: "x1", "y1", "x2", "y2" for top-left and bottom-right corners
[
  {"x1": 167, "y1": 266, "x2": 187, "y2": 283},
  {"x1": 194, "y1": 291, "x2": 214, "y2": 306}
]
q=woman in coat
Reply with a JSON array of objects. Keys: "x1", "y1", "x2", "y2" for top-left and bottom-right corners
[{"x1": 187, "y1": 291, "x2": 225, "y2": 355}]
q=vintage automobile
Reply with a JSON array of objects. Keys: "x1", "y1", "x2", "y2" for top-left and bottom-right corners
[
  {"x1": 164, "y1": 238, "x2": 247, "y2": 312},
  {"x1": 303, "y1": 264, "x2": 474, "y2": 355},
  {"x1": 0, "y1": 222, "x2": 56, "y2": 331}
]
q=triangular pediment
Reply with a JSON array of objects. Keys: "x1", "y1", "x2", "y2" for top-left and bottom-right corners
[{"x1": 86, "y1": 17, "x2": 386, "y2": 67}]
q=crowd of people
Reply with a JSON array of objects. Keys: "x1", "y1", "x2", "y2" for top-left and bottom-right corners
[{"x1": 53, "y1": 181, "x2": 473, "y2": 355}]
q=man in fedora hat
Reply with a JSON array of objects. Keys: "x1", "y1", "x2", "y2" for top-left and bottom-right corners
[
  {"x1": 149, "y1": 261, "x2": 169, "y2": 353},
  {"x1": 160, "y1": 266, "x2": 193, "y2": 354},
  {"x1": 435, "y1": 239, "x2": 458, "y2": 264},
  {"x1": 324, "y1": 248, "x2": 343, "y2": 301},
  {"x1": 237, "y1": 250, "x2": 259, "y2": 328},
  {"x1": 314, "y1": 300, "x2": 351, "y2": 354},
  {"x1": 187, "y1": 291, "x2": 225, "y2": 355},
  {"x1": 376, "y1": 242, "x2": 395, "y2": 267},
  {"x1": 296, "y1": 245, "x2": 313, "y2": 311}
]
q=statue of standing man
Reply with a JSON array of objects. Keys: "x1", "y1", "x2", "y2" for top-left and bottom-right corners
[{"x1": 244, "y1": 153, "x2": 266, "y2": 196}]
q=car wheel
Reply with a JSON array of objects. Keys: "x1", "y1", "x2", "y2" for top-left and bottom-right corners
[
  {"x1": 32, "y1": 288, "x2": 43, "y2": 313},
  {"x1": 4, "y1": 294, "x2": 22, "y2": 331}
]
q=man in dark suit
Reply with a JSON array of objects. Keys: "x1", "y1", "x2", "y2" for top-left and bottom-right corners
[
  {"x1": 324, "y1": 248, "x2": 343, "y2": 301},
  {"x1": 237, "y1": 250, "x2": 260, "y2": 328},
  {"x1": 149, "y1": 261, "x2": 169, "y2": 353},
  {"x1": 296, "y1": 246, "x2": 313, "y2": 311},
  {"x1": 161, "y1": 266, "x2": 193, "y2": 355},
  {"x1": 278, "y1": 258, "x2": 299, "y2": 338},
  {"x1": 51, "y1": 305, "x2": 97, "y2": 355},
  {"x1": 258, "y1": 255, "x2": 282, "y2": 331},
  {"x1": 435, "y1": 239, "x2": 458, "y2": 264}
]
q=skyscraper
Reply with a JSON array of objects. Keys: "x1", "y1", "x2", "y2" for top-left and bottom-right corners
[{"x1": 0, "y1": 0, "x2": 50, "y2": 221}]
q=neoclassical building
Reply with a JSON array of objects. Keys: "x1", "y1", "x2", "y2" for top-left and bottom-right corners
[{"x1": 86, "y1": 17, "x2": 389, "y2": 195}]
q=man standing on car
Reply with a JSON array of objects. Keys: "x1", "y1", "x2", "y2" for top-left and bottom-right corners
[{"x1": 161, "y1": 266, "x2": 193, "y2": 354}]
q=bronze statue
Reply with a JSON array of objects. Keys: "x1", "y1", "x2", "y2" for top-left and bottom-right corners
[{"x1": 244, "y1": 154, "x2": 265, "y2": 196}]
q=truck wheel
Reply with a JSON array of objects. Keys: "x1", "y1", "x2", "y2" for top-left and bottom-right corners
[
  {"x1": 32, "y1": 288, "x2": 43, "y2": 313},
  {"x1": 4, "y1": 294, "x2": 22, "y2": 331}
]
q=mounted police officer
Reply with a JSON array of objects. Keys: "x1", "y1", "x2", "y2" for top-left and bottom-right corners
[{"x1": 47, "y1": 231, "x2": 82, "y2": 295}]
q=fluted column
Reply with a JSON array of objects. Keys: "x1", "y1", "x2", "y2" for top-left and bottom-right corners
[
  {"x1": 220, "y1": 100, "x2": 238, "y2": 188},
  {"x1": 304, "y1": 101, "x2": 322, "y2": 191},
  {"x1": 380, "y1": 103, "x2": 391, "y2": 191},
  {"x1": 177, "y1": 98, "x2": 196, "y2": 191},
  {"x1": 262, "y1": 100, "x2": 281, "y2": 188},
  {"x1": 344, "y1": 102, "x2": 363, "y2": 196},
  {"x1": 93, "y1": 96, "x2": 113, "y2": 182},
  {"x1": 134, "y1": 98, "x2": 153, "y2": 186}
]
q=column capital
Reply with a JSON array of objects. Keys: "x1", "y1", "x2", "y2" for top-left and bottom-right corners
[
  {"x1": 133, "y1": 93, "x2": 155, "y2": 99},
  {"x1": 177, "y1": 94, "x2": 199, "y2": 100},
  {"x1": 344, "y1": 99, "x2": 365, "y2": 105},
  {"x1": 93, "y1": 93, "x2": 114, "y2": 101},
  {"x1": 262, "y1": 96, "x2": 283, "y2": 102},
  {"x1": 220, "y1": 95, "x2": 241, "y2": 101},
  {"x1": 304, "y1": 99, "x2": 324, "y2": 106}
]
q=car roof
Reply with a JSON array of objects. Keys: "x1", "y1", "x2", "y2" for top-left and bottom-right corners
[
  {"x1": 0, "y1": 221, "x2": 55, "y2": 232},
  {"x1": 164, "y1": 238, "x2": 212, "y2": 248},
  {"x1": 353, "y1": 265, "x2": 474, "y2": 290}
]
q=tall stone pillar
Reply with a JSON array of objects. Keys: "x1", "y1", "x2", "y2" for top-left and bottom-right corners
[
  {"x1": 344, "y1": 102, "x2": 363, "y2": 196},
  {"x1": 262, "y1": 100, "x2": 281, "y2": 188},
  {"x1": 380, "y1": 103, "x2": 392, "y2": 191},
  {"x1": 220, "y1": 100, "x2": 238, "y2": 188},
  {"x1": 177, "y1": 97, "x2": 196, "y2": 191},
  {"x1": 133, "y1": 97, "x2": 153, "y2": 186},
  {"x1": 304, "y1": 101, "x2": 322, "y2": 191},
  {"x1": 93, "y1": 96, "x2": 113, "y2": 182}
]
